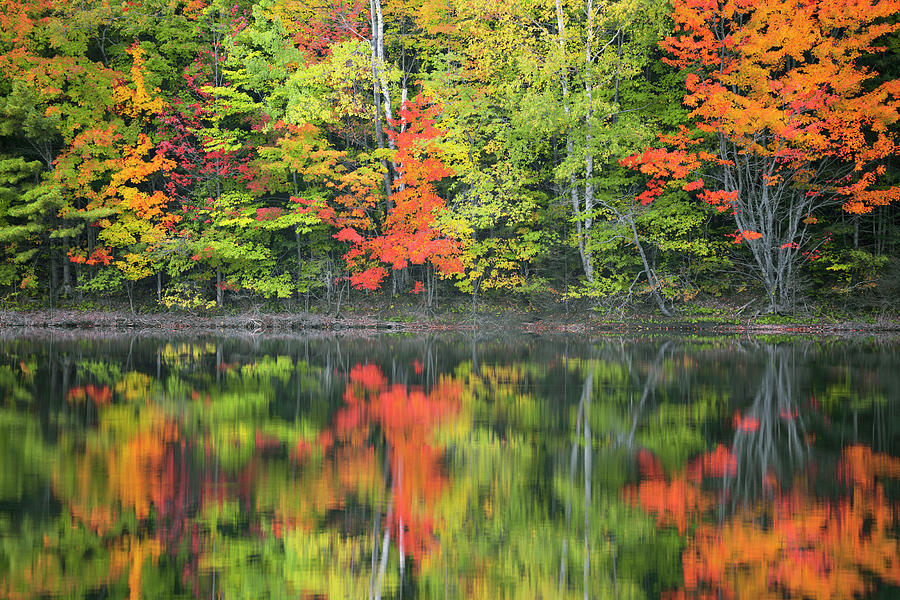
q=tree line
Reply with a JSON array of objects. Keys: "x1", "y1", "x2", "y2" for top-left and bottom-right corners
[{"x1": 0, "y1": 0, "x2": 898, "y2": 314}]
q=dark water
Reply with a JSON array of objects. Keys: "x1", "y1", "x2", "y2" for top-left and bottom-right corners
[{"x1": 0, "y1": 333, "x2": 898, "y2": 599}]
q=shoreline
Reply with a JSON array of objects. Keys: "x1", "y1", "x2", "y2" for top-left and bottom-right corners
[{"x1": 2, "y1": 308, "x2": 898, "y2": 337}]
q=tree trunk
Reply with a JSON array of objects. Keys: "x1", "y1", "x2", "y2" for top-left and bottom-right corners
[
  {"x1": 556, "y1": 0, "x2": 588, "y2": 285},
  {"x1": 296, "y1": 229, "x2": 304, "y2": 304},
  {"x1": 624, "y1": 212, "x2": 672, "y2": 316},
  {"x1": 216, "y1": 269, "x2": 224, "y2": 307},
  {"x1": 49, "y1": 244, "x2": 58, "y2": 307},
  {"x1": 370, "y1": 0, "x2": 394, "y2": 197},
  {"x1": 61, "y1": 259, "x2": 71, "y2": 298},
  {"x1": 581, "y1": 0, "x2": 595, "y2": 283}
]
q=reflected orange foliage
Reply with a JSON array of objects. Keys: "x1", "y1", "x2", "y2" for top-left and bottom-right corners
[
  {"x1": 625, "y1": 477, "x2": 710, "y2": 535},
  {"x1": 108, "y1": 537, "x2": 163, "y2": 600},
  {"x1": 25, "y1": 408, "x2": 182, "y2": 600},
  {"x1": 686, "y1": 444, "x2": 737, "y2": 481},
  {"x1": 627, "y1": 445, "x2": 900, "y2": 599},
  {"x1": 66, "y1": 384, "x2": 113, "y2": 405},
  {"x1": 109, "y1": 422, "x2": 180, "y2": 520},
  {"x1": 59, "y1": 419, "x2": 182, "y2": 533},
  {"x1": 320, "y1": 363, "x2": 462, "y2": 563}
]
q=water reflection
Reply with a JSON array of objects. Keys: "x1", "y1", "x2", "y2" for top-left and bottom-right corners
[{"x1": 0, "y1": 335, "x2": 897, "y2": 599}]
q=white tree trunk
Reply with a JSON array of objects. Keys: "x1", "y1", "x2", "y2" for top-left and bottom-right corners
[
  {"x1": 369, "y1": 0, "x2": 398, "y2": 196},
  {"x1": 581, "y1": 0, "x2": 595, "y2": 283},
  {"x1": 369, "y1": 0, "x2": 393, "y2": 196}
]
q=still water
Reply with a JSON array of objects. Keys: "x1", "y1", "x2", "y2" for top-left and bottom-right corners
[{"x1": 0, "y1": 333, "x2": 898, "y2": 599}]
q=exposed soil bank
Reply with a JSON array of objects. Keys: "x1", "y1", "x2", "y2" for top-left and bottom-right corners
[{"x1": 2, "y1": 307, "x2": 898, "y2": 336}]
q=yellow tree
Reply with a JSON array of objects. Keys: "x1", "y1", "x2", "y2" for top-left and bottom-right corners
[{"x1": 59, "y1": 45, "x2": 177, "y2": 307}]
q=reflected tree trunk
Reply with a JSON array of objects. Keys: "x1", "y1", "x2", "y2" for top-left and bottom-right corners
[
  {"x1": 726, "y1": 345, "x2": 808, "y2": 512},
  {"x1": 559, "y1": 377, "x2": 585, "y2": 594},
  {"x1": 368, "y1": 506, "x2": 381, "y2": 600},
  {"x1": 374, "y1": 524, "x2": 391, "y2": 600},
  {"x1": 627, "y1": 342, "x2": 671, "y2": 447},
  {"x1": 583, "y1": 372, "x2": 592, "y2": 600}
]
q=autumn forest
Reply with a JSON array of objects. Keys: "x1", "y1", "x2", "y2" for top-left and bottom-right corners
[{"x1": 1, "y1": 0, "x2": 899, "y2": 315}]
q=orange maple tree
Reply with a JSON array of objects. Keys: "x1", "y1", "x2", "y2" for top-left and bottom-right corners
[
  {"x1": 621, "y1": 0, "x2": 900, "y2": 312},
  {"x1": 308, "y1": 95, "x2": 464, "y2": 293}
]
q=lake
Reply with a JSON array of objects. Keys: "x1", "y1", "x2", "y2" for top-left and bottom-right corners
[{"x1": 0, "y1": 332, "x2": 897, "y2": 599}]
